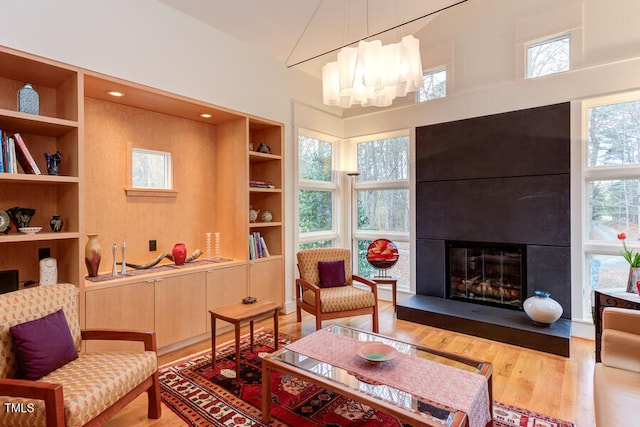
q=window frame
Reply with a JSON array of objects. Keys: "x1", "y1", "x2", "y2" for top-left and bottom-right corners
[
  {"x1": 296, "y1": 129, "x2": 340, "y2": 249},
  {"x1": 351, "y1": 130, "x2": 412, "y2": 290},
  {"x1": 525, "y1": 32, "x2": 571, "y2": 79},
  {"x1": 581, "y1": 91, "x2": 640, "y2": 321},
  {"x1": 416, "y1": 66, "x2": 447, "y2": 102}
]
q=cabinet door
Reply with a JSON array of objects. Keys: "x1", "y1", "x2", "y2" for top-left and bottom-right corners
[
  {"x1": 85, "y1": 281, "x2": 154, "y2": 352},
  {"x1": 155, "y1": 272, "x2": 207, "y2": 348},
  {"x1": 206, "y1": 264, "x2": 248, "y2": 331},
  {"x1": 249, "y1": 257, "x2": 283, "y2": 306}
]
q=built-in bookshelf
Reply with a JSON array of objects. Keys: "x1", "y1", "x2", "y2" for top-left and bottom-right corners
[
  {"x1": 1, "y1": 45, "x2": 285, "y2": 345},
  {"x1": 248, "y1": 118, "x2": 284, "y2": 306},
  {"x1": 0, "y1": 46, "x2": 82, "y2": 291}
]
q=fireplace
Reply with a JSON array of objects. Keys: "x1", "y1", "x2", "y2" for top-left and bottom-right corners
[
  {"x1": 446, "y1": 241, "x2": 525, "y2": 310},
  {"x1": 397, "y1": 103, "x2": 572, "y2": 356}
]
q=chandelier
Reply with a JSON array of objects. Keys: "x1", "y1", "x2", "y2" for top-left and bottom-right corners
[{"x1": 322, "y1": 35, "x2": 424, "y2": 108}]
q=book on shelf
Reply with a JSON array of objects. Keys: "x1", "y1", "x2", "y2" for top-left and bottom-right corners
[
  {"x1": 249, "y1": 231, "x2": 271, "y2": 260},
  {"x1": 249, "y1": 180, "x2": 275, "y2": 189},
  {"x1": 13, "y1": 133, "x2": 41, "y2": 175},
  {"x1": 0, "y1": 130, "x2": 4, "y2": 173}
]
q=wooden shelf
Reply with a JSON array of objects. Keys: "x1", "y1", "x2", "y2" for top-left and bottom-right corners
[
  {"x1": 249, "y1": 222, "x2": 283, "y2": 228},
  {"x1": 0, "y1": 231, "x2": 79, "y2": 243},
  {"x1": 249, "y1": 151, "x2": 282, "y2": 162},
  {"x1": 0, "y1": 108, "x2": 79, "y2": 136},
  {"x1": 249, "y1": 187, "x2": 282, "y2": 193},
  {"x1": 0, "y1": 174, "x2": 79, "y2": 184}
]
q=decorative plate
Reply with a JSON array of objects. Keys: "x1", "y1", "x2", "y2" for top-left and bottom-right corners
[
  {"x1": 0, "y1": 210, "x2": 9, "y2": 233},
  {"x1": 366, "y1": 238, "x2": 399, "y2": 270},
  {"x1": 18, "y1": 226, "x2": 42, "y2": 234},
  {"x1": 354, "y1": 341, "x2": 398, "y2": 363}
]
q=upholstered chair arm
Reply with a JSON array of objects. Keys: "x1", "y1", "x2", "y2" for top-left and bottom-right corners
[
  {"x1": 603, "y1": 307, "x2": 640, "y2": 336},
  {"x1": 0, "y1": 378, "x2": 65, "y2": 426},
  {"x1": 81, "y1": 329, "x2": 157, "y2": 351},
  {"x1": 601, "y1": 329, "x2": 640, "y2": 373},
  {"x1": 353, "y1": 275, "x2": 379, "y2": 297}
]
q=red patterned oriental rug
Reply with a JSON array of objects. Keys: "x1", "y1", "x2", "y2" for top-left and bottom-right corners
[{"x1": 159, "y1": 329, "x2": 575, "y2": 427}]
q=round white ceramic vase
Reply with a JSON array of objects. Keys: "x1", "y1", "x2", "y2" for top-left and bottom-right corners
[{"x1": 523, "y1": 290, "x2": 563, "y2": 325}]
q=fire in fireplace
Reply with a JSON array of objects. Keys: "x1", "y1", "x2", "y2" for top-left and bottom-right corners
[{"x1": 446, "y1": 241, "x2": 525, "y2": 310}]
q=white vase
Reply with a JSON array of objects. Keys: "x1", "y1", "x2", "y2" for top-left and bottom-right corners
[{"x1": 523, "y1": 290, "x2": 563, "y2": 325}]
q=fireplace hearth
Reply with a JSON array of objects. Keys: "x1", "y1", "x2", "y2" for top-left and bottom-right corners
[{"x1": 446, "y1": 241, "x2": 525, "y2": 310}]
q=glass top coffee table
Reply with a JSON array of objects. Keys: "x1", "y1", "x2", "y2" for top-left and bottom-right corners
[{"x1": 261, "y1": 325, "x2": 493, "y2": 427}]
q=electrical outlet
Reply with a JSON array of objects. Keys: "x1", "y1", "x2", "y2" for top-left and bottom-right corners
[{"x1": 149, "y1": 240, "x2": 156, "y2": 251}]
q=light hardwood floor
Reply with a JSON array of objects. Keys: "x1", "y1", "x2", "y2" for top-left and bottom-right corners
[{"x1": 105, "y1": 301, "x2": 596, "y2": 427}]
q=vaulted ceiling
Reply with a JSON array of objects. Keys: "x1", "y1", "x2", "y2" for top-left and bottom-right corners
[{"x1": 157, "y1": 0, "x2": 466, "y2": 79}]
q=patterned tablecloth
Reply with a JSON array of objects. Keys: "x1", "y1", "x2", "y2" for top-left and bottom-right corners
[{"x1": 286, "y1": 328, "x2": 491, "y2": 427}]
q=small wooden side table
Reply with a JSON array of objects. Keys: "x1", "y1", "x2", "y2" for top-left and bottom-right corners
[
  {"x1": 372, "y1": 276, "x2": 397, "y2": 312},
  {"x1": 210, "y1": 299, "x2": 280, "y2": 380}
]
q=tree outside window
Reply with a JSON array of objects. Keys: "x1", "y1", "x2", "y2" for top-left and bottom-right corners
[
  {"x1": 584, "y1": 94, "x2": 640, "y2": 319},
  {"x1": 354, "y1": 134, "x2": 411, "y2": 288},
  {"x1": 526, "y1": 34, "x2": 570, "y2": 78},
  {"x1": 298, "y1": 133, "x2": 336, "y2": 249},
  {"x1": 417, "y1": 68, "x2": 446, "y2": 102}
]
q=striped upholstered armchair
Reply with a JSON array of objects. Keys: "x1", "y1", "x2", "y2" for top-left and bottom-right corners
[{"x1": 296, "y1": 248, "x2": 379, "y2": 332}]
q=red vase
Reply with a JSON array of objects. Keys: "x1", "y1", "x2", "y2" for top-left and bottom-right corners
[{"x1": 172, "y1": 243, "x2": 187, "y2": 266}]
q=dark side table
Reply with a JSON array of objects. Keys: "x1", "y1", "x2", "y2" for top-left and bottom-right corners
[
  {"x1": 372, "y1": 276, "x2": 397, "y2": 312},
  {"x1": 594, "y1": 288, "x2": 640, "y2": 362}
]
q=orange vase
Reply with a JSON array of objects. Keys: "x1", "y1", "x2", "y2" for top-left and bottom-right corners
[{"x1": 172, "y1": 243, "x2": 187, "y2": 266}]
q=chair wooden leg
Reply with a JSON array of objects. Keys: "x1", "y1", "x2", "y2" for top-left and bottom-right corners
[
  {"x1": 372, "y1": 306, "x2": 379, "y2": 333},
  {"x1": 296, "y1": 304, "x2": 302, "y2": 322},
  {"x1": 315, "y1": 316, "x2": 322, "y2": 331},
  {"x1": 148, "y1": 371, "x2": 161, "y2": 419}
]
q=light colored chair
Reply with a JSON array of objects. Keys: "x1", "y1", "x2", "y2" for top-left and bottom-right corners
[
  {"x1": 296, "y1": 248, "x2": 379, "y2": 332},
  {"x1": 593, "y1": 307, "x2": 640, "y2": 427},
  {"x1": 0, "y1": 284, "x2": 161, "y2": 427}
]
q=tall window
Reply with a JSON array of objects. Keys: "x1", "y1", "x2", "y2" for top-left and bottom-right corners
[
  {"x1": 417, "y1": 68, "x2": 446, "y2": 102},
  {"x1": 583, "y1": 92, "x2": 640, "y2": 319},
  {"x1": 298, "y1": 131, "x2": 337, "y2": 249},
  {"x1": 353, "y1": 132, "x2": 411, "y2": 290},
  {"x1": 526, "y1": 34, "x2": 570, "y2": 78}
]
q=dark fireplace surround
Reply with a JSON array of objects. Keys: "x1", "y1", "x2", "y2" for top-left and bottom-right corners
[{"x1": 398, "y1": 103, "x2": 572, "y2": 356}]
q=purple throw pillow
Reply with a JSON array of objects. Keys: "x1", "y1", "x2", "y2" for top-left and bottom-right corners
[
  {"x1": 318, "y1": 259, "x2": 347, "y2": 288},
  {"x1": 10, "y1": 308, "x2": 78, "y2": 380}
]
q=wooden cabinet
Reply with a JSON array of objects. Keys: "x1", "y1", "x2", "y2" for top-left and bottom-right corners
[
  {"x1": 594, "y1": 288, "x2": 640, "y2": 362},
  {"x1": 0, "y1": 47, "x2": 82, "y2": 290},
  {"x1": 206, "y1": 264, "x2": 248, "y2": 331},
  {"x1": 85, "y1": 280, "x2": 154, "y2": 352},
  {"x1": 249, "y1": 257, "x2": 283, "y2": 307},
  {"x1": 155, "y1": 272, "x2": 207, "y2": 348}
]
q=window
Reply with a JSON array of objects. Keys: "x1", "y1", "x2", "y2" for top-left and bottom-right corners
[
  {"x1": 417, "y1": 68, "x2": 446, "y2": 102},
  {"x1": 526, "y1": 34, "x2": 570, "y2": 78},
  {"x1": 298, "y1": 132, "x2": 337, "y2": 249},
  {"x1": 353, "y1": 132, "x2": 411, "y2": 289},
  {"x1": 583, "y1": 93, "x2": 640, "y2": 320},
  {"x1": 131, "y1": 148, "x2": 172, "y2": 189}
]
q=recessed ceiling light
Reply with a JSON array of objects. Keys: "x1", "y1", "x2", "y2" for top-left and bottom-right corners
[
  {"x1": 200, "y1": 113, "x2": 212, "y2": 118},
  {"x1": 107, "y1": 90, "x2": 124, "y2": 97}
]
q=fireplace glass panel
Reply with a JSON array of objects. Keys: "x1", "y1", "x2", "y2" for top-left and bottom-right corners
[{"x1": 446, "y1": 241, "x2": 525, "y2": 310}]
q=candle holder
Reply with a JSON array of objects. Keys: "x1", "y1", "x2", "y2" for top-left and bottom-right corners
[{"x1": 206, "y1": 232, "x2": 212, "y2": 260}]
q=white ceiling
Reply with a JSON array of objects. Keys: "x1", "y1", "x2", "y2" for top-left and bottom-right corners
[{"x1": 157, "y1": 0, "x2": 465, "y2": 78}]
